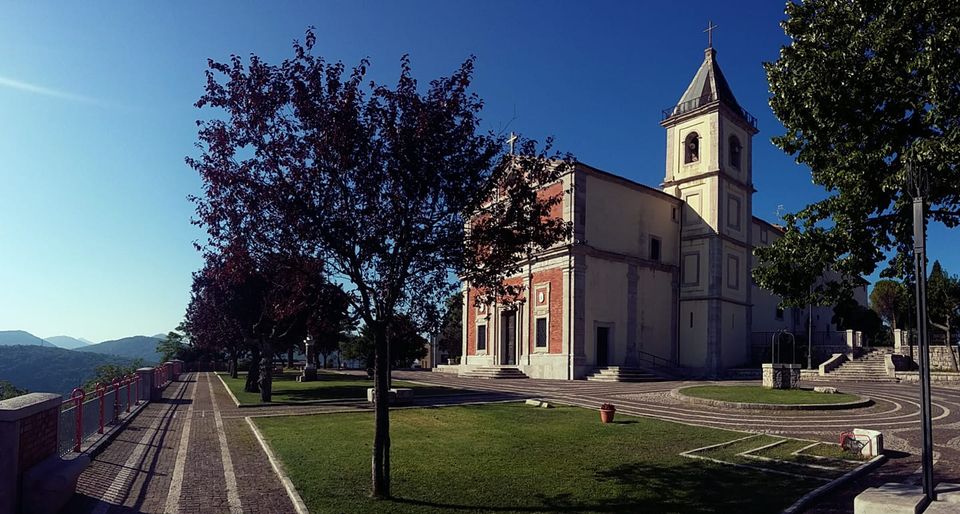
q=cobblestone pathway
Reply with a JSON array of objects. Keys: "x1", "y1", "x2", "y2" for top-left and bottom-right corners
[
  {"x1": 64, "y1": 369, "x2": 960, "y2": 513},
  {"x1": 66, "y1": 372, "x2": 292, "y2": 514}
]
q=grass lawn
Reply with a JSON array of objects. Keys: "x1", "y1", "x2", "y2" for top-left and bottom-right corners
[
  {"x1": 680, "y1": 385, "x2": 861, "y2": 405},
  {"x1": 219, "y1": 371, "x2": 465, "y2": 405},
  {"x1": 254, "y1": 403, "x2": 828, "y2": 513}
]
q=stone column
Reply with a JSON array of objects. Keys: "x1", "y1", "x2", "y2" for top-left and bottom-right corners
[
  {"x1": 1, "y1": 393, "x2": 78, "y2": 514},
  {"x1": 136, "y1": 367, "x2": 156, "y2": 401},
  {"x1": 170, "y1": 360, "x2": 184, "y2": 379},
  {"x1": 298, "y1": 336, "x2": 317, "y2": 382}
]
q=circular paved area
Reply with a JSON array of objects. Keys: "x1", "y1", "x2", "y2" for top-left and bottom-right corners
[{"x1": 384, "y1": 370, "x2": 960, "y2": 513}]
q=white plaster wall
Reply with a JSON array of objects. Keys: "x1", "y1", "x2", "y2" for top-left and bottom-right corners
[
  {"x1": 582, "y1": 172, "x2": 679, "y2": 264},
  {"x1": 636, "y1": 267, "x2": 675, "y2": 361},
  {"x1": 721, "y1": 303, "x2": 749, "y2": 368},
  {"x1": 679, "y1": 300, "x2": 709, "y2": 367},
  {"x1": 583, "y1": 255, "x2": 629, "y2": 367}
]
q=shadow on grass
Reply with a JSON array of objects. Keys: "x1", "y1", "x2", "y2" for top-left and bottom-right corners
[
  {"x1": 267, "y1": 372, "x2": 484, "y2": 402},
  {"x1": 382, "y1": 461, "x2": 808, "y2": 513}
]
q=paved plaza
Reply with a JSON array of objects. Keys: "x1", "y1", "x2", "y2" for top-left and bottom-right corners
[{"x1": 64, "y1": 370, "x2": 960, "y2": 513}]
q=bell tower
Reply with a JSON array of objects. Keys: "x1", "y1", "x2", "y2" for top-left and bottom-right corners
[{"x1": 660, "y1": 45, "x2": 759, "y2": 377}]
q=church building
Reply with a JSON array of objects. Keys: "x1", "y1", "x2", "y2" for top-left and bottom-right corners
[{"x1": 459, "y1": 45, "x2": 852, "y2": 380}]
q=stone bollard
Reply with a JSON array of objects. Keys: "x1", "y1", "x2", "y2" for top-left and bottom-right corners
[
  {"x1": 136, "y1": 367, "x2": 157, "y2": 401},
  {"x1": 762, "y1": 363, "x2": 801, "y2": 389},
  {"x1": 170, "y1": 360, "x2": 184, "y2": 379},
  {"x1": 1, "y1": 393, "x2": 89, "y2": 514},
  {"x1": 163, "y1": 362, "x2": 174, "y2": 383}
]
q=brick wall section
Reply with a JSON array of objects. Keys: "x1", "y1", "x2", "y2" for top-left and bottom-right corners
[
  {"x1": 528, "y1": 267, "x2": 564, "y2": 354},
  {"x1": 465, "y1": 182, "x2": 565, "y2": 357},
  {"x1": 539, "y1": 182, "x2": 564, "y2": 221},
  {"x1": 18, "y1": 406, "x2": 58, "y2": 472},
  {"x1": 466, "y1": 288, "x2": 477, "y2": 355}
]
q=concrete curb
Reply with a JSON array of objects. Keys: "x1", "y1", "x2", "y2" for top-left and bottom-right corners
[
  {"x1": 245, "y1": 416, "x2": 310, "y2": 514},
  {"x1": 215, "y1": 372, "x2": 242, "y2": 408},
  {"x1": 670, "y1": 387, "x2": 874, "y2": 411},
  {"x1": 781, "y1": 454, "x2": 887, "y2": 514}
]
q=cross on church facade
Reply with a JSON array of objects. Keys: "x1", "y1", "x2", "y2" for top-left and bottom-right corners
[
  {"x1": 507, "y1": 132, "x2": 518, "y2": 155},
  {"x1": 704, "y1": 20, "x2": 718, "y2": 48}
]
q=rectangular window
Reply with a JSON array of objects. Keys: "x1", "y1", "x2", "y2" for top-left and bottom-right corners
[
  {"x1": 650, "y1": 237, "x2": 662, "y2": 262},
  {"x1": 671, "y1": 207, "x2": 678, "y2": 221},
  {"x1": 535, "y1": 318, "x2": 548, "y2": 348},
  {"x1": 477, "y1": 325, "x2": 487, "y2": 351},
  {"x1": 775, "y1": 307, "x2": 784, "y2": 321}
]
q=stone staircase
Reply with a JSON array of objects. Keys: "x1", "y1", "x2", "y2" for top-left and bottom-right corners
[
  {"x1": 458, "y1": 366, "x2": 528, "y2": 379},
  {"x1": 821, "y1": 349, "x2": 898, "y2": 382},
  {"x1": 584, "y1": 366, "x2": 663, "y2": 383}
]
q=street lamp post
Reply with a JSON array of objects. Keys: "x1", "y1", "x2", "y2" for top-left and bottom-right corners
[{"x1": 909, "y1": 162, "x2": 936, "y2": 502}]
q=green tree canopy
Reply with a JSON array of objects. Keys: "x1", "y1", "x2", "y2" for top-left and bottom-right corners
[
  {"x1": 756, "y1": 0, "x2": 960, "y2": 298},
  {"x1": 870, "y1": 279, "x2": 908, "y2": 330}
]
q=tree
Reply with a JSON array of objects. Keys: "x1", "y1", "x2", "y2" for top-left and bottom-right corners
[
  {"x1": 188, "y1": 30, "x2": 572, "y2": 498},
  {"x1": 928, "y1": 260, "x2": 960, "y2": 370},
  {"x1": 156, "y1": 327, "x2": 187, "y2": 363},
  {"x1": 832, "y1": 298, "x2": 886, "y2": 344},
  {"x1": 756, "y1": 0, "x2": 960, "y2": 299},
  {"x1": 0, "y1": 380, "x2": 27, "y2": 401},
  {"x1": 870, "y1": 279, "x2": 908, "y2": 330},
  {"x1": 437, "y1": 292, "x2": 463, "y2": 361}
]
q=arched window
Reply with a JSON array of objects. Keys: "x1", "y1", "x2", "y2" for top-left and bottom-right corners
[
  {"x1": 684, "y1": 132, "x2": 699, "y2": 164},
  {"x1": 729, "y1": 136, "x2": 742, "y2": 169}
]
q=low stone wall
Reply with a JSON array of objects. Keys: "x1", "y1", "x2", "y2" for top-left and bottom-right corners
[
  {"x1": 895, "y1": 371, "x2": 960, "y2": 385},
  {"x1": 432, "y1": 364, "x2": 461, "y2": 374},
  {"x1": 892, "y1": 345, "x2": 958, "y2": 371}
]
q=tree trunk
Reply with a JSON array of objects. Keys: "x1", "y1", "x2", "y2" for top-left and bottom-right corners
[
  {"x1": 244, "y1": 346, "x2": 261, "y2": 393},
  {"x1": 230, "y1": 349, "x2": 239, "y2": 379},
  {"x1": 370, "y1": 322, "x2": 391, "y2": 499},
  {"x1": 259, "y1": 340, "x2": 273, "y2": 403},
  {"x1": 287, "y1": 347, "x2": 294, "y2": 369}
]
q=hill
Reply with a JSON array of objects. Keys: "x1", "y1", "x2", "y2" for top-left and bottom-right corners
[
  {"x1": 0, "y1": 345, "x2": 137, "y2": 396},
  {"x1": 76, "y1": 335, "x2": 162, "y2": 363},
  {"x1": 46, "y1": 335, "x2": 91, "y2": 349},
  {"x1": 0, "y1": 330, "x2": 55, "y2": 347}
]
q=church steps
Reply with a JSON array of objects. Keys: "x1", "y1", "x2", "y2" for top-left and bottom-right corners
[
  {"x1": 584, "y1": 366, "x2": 663, "y2": 383},
  {"x1": 819, "y1": 349, "x2": 899, "y2": 383},
  {"x1": 458, "y1": 367, "x2": 528, "y2": 379}
]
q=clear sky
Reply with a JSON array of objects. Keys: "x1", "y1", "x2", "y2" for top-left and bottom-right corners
[{"x1": 0, "y1": 1, "x2": 954, "y2": 342}]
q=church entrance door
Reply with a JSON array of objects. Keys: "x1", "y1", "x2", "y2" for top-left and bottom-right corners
[
  {"x1": 596, "y1": 326, "x2": 610, "y2": 367},
  {"x1": 500, "y1": 311, "x2": 517, "y2": 366}
]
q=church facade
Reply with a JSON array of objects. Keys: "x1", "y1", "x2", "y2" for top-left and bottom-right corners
[{"x1": 459, "y1": 46, "x2": 853, "y2": 379}]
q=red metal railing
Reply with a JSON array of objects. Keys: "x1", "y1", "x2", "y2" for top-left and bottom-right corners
[
  {"x1": 112, "y1": 379, "x2": 121, "y2": 422},
  {"x1": 125, "y1": 375, "x2": 132, "y2": 413},
  {"x1": 96, "y1": 383, "x2": 106, "y2": 434},
  {"x1": 71, "y1": 388, "x2": 85, "y2": 452}
]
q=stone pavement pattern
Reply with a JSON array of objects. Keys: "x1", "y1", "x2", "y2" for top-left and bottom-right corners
[
  {"x1": 65, "y1": 372, "x2": 292, "y2": 513},
  {"x1": 62, "y1": 368, "x2": 960, "y2": 514}
]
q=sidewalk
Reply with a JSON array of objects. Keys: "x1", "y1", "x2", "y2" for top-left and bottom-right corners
[{"x1": 65, "y1": 372, "x2": 292, "y2": 513}]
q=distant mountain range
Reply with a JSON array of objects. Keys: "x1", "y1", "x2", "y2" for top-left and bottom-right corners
[
  {"x1": 0, "y1": 345, "x2": 138, "y2": 396},
  {"x1": 0, "y1": 330, "x2": 56, "y2": 347},
  {"x1": 75, "y1": 335, "x2": 164, "y2": 363},
  {"x1": 45, "y1": 335, "x2": 92, "y2": 349},
  {"x1": 0, "y1": 330, "x2": 165, "y2": 363}
]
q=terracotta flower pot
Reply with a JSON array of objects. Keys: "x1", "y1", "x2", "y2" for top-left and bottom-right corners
[{"x1": 600, "y1": 408, "x2": 615, "y2": 423}]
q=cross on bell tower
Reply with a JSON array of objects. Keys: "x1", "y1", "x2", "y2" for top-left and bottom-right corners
[{"x1": 704, "y1": 20, "x2": 718, "y2": 48}]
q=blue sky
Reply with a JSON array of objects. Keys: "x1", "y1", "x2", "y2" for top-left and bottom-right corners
[{"x1": 0, "y1": 1, "x2": 954, "y2": 342}]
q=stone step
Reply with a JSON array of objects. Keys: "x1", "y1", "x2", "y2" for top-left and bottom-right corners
[
  {"x1": 584, "y1": 367, "x2": 663, "y2": 383},
  {"x1": 459, "y1": 367, "x2": 528, "y2": 379}
]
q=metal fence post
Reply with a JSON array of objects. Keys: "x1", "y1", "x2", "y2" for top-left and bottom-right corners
[
  {"x1": 96, "y1": 383, "x2": 105, "y2": 434},
  {"x1": 71, "y1": 388, "x2": 85, "y2": 452}
]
